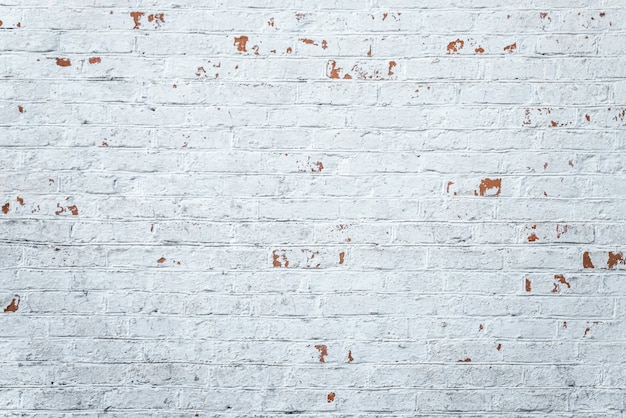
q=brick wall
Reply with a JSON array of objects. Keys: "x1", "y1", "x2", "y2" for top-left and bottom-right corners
[{"x1": 1, "y1": 1, "x2": 625, "y2": 415}]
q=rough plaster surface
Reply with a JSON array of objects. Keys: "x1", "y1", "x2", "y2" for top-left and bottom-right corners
[{"x1": 1, "y1": 1, "x2": 626, "y2": 416}]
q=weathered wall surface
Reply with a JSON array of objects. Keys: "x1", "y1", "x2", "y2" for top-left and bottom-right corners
[{"x1": 1, "y1": 1, "x2": 625, "y2": 416}]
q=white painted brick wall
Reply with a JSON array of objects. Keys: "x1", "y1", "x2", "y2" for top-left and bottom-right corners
[{"x1": 1, "y1": 1, "x2": 625, "y2": 415}]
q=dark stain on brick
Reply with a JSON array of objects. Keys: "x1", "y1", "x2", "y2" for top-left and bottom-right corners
[
  {"x1": 68, "y1": 205, "x2": 78, "y2": 216},
  {"x1": 157, "y1": 257, "x2": 166, "y2": 264},
  {"x1": 1, "y1": 203, "x2": 9, "y2": 214},
  {"x1": 89, "y1": 57, "x2": 101, "y2": 64},
  {"x1": 16, "y1": 197, "x2": 24, "y2": 206},
  {"x1": 527, "y1": 233, "x2": 538, "y2": 242},
  {"x1": 525, "y1": 278, "x2": 532, "y2": 292},
  {"x1": 339, "y1": 251, "x2": 345, "y2": 264},
  {"x1": 388, "y1": 61, "x2": 396, "y2": 76},
  {"x1": 348, "y1": 350, "x2": 354, "y2": 363},
  {"x1": 457, "y1": 358, "x2": 472, "y2": 362}
]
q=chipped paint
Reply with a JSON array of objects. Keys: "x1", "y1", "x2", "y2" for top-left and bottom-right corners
[{"x1": 3, "y1": 295, "x2": 19, "y2": 313}]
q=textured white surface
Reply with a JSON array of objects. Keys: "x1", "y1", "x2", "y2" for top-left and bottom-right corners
[{"x1": 1, "y1": 1, "x2": 626, "y2": 416}]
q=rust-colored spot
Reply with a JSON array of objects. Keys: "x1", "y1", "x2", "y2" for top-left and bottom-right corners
[
  {"x1": 496, "y1": 343, "x2": 502, "y2": 351},
  {"x1": 543, "y1": 162, "x2": 548, "y2": 170},
  {"x1": 18, "y1": 106, "x2": 23, "y2": 113},
  {"x1": 234, "y1": 36, "x2": 249, "y2": 52},
  {"x1": 67, "y1": 205, "x2": 78, "y2": 216},
  {"x1": 388, "y1": 61, "x2": 396, "y2": 76},
  {"x1": 295, "y1": 13, "x2": 306, "y2": 21},
  {"x1": 55, "y1": 58, "x2": 71, "y2": 67},
  {"x1": 527, "y1": 233, "x2": 538, "y2": 242},
  {"x1": 130, "y1": 11, "x2": 144, "y2": 29},
  {"x1": 54, "y1": 203, "x2": 65, "y2": 215},
  {"x1": 584, "y1": 327, "x2": 590, "y2": 336},
  {"x1": 607, "y1": 252, "x2": 624, "y2": 269},
  {"x1": 585, "y1": 114, "x2": 591, "y2": 122},
  {"x1": 147, "y1": 13, "x2": 165, "y2": 23},
  {"x1": 300, "y1": 38, "x2": 317, "y2": 45},
  {"x1": 157, "y1": 257, "x2": 166, "y2": 264},
  {"x1": 367, "y1": 45, "x2": 372, "y2": 56},
  {"x1": 562, "y1": 321, "x2": 567, "y2": 328},
  {"x1": 457, "y1": 358, "x2": 472, "y2": 362},
  {"x1": 478, "y1": 178, "x2": 502, "y2": 197},
  {"x1": 382, "y1": 12, "x2": 388, "y2": 20},
  {"x1": 554, "y1": 274, "x2": 571, "y2": 289},
  {"x1": 326, "y1": 60, "x2": 342, "y2": 79},
  {"x1": 0, "y1": 20, "x2": 2, "y2": 26},
  {"x1": 583, "y1": 251, "x2": 594, "y2": 269},
  {"x1": 525, "y1": 278, "x2": 532, "y2": 292},
  {"x1": 600, "y1": 12, "x2": 606, "y2": 17},
  {"x1": 312, "y1": 161, "x2": 324, "y2": 172},
  {"x1": 315, "y1": 344, "x2": 328, "y2": 363},
  {"x1": 475, "y1": 47, "x2": 485, "y2": 53},
  {"x1": 3, "y1": 295, "x2": 19, "y2": 313},
  {"x1": 447, "y1": 39, "x2": 464, "y2": 54},
  {"x1": 479, "y1": 324, "x2": 484, "y2": 331},
  {"x1": 339, "y1": 252, "x2": 345, "y2": 265},
  {"x1": 551, "y1": 120, "x2": 558, "y2": 127},
  {"x1": 446, "y1": 181, "x2": 454, "y2": 193},
  {"x1": 322, "y1": 40, "x2": 328, "y2": 49},
  {"x1": 16, "y1": 22, "x2": 20, "y2": 28},
  {"x1": 531, "y1": 224, "x2": 537, "y2": 230},
  {"x1": 556, "y1": 224, "x2": 568, "y2": 238},
  {"x1": 286, "y1": 47, "x2": 292, "y2": 54},
  {"x1": 272, "y1": 250, "x2": 289, "y2": 268},
  {"x1": 1, "y1": 203, "x2": 9, "y2": 214},
  {"x1": 504, "y1": 42, "x2": 517, "y2": 53},
  {"x1": 327, "y1": 392, "x2": 335, "y2": 403},
  {"x1": 88, "y1": 57, "x2": 101, "y2": 64},
  {"x1": 102, "y1": 140, "x2": 109, "y2": 147},
  {"x1": 347, "y1": 350, "x2": 354, "y2": 363},
  {"x1": 268, "y1": 18, "x2": 274, "y2": 27},
  {"x1": 302, "y1": 249, "x2": 320, "y2": 269},
  {"x1": 16, "y1": 197, "x2": 24, "y2": 206}
]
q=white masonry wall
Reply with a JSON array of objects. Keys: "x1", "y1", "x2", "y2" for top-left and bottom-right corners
[{"x1": 1, "y1": 1, "x2": 625, "y2": 416}]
